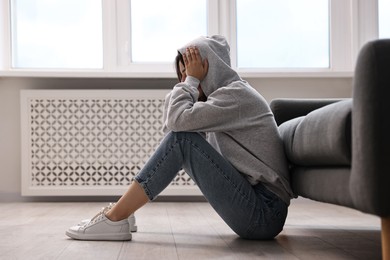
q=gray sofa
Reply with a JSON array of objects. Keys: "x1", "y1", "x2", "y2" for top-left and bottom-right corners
[{"x1": 270, "y1": 39, "x2": 390, "y2": 259}]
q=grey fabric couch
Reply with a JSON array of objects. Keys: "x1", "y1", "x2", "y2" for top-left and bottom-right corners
[{"x1": 270, "y1": 39, "x2": 390, "y2": 260}]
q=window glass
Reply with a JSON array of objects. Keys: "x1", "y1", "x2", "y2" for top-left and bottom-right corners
[
  {"x1": 11, "y1": 0, "x2": 103, "y2": 69},
  {"x1": 236, "y1": 0, "x2": 329, "y2": 68},
  {"x1": 379, "y1": 0, "x2": 390, "y2": 38},
  {"x1": 130, "y1": 0, "x2": 207, "y2": 63}
]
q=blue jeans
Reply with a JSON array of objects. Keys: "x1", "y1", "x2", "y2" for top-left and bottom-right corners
[{"x1": 134, "y1": 132, "x2": 288, "y2": 239}]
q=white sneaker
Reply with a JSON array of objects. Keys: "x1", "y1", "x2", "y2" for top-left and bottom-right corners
[
  {"x1": 66, "y1": 212, "x2": 132, "y2": 241},
  {"x1": 77, "y1": 203, "x2": 137, "y2": 232}
]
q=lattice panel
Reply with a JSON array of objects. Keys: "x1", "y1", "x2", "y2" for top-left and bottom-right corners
[{"x1": 21, "y1": 90, "x2": 199, "y2": 196}]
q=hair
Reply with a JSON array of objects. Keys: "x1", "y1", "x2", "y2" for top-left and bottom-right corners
[{"x1": 175, "y1": 51, "x2": 184, "y2": 82}]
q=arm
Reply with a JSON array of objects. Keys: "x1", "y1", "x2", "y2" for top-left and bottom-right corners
[
  {"x1": 163, "y1": 82, "x2": 241, "y2": 133},
  {"x1": 163, "y1": 46, "x2": 242, "y2": 133},
  {"x1": 270, "y1": 98, "x2": 345, "y2": 126},
  {"x1": 350, "y1": 39, "x2": 390, "y2": 216}
]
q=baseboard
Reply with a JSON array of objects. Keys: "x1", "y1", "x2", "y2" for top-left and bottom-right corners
[{"x1": 0, "y1": 191, "x2": 206, "y2": 203}]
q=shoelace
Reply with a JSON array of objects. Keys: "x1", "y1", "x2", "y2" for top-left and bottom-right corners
[{"x1": 84, "y1": 203, "x2": 116, "y2": 227}]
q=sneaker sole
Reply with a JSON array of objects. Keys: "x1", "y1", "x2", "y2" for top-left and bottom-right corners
[{"x1": 65, "y1": 230, "x2": 132, "y2": 241}]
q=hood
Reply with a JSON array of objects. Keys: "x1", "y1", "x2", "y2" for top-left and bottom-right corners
[{"x1": 178, "y1": 35, "x2": 241, "y2": 97}]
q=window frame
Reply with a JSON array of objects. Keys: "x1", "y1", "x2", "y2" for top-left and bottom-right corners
[{"x1": 0, "y1": 0, "x2": 383, "y2": 78}]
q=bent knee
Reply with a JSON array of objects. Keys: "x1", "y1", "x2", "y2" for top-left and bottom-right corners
[{"x1": 237, "y1": 226, "x2": 283, "y2": 240}]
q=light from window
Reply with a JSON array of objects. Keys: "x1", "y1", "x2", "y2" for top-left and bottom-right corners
[
  {"x1": 11, "y1": 0, "x2": 103, "y2": 69},
  {"x1": 236, "y1": 0, "x2": 329, "y2": 68},
  {"x1": 379, "y1": 0, "x2": 390, "y2": 39},
  {"x1": 130, "y1": 0, "x2": 207, "y2": 63}
]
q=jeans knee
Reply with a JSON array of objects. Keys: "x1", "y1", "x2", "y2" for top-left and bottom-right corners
[
  {"x1": 240, "y1": 224, "x2": 284, "y2": 240},
  {"x1": 237, "y1": 229, "x2": 279, "y2": 240}
]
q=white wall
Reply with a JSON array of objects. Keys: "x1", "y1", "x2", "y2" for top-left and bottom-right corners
[{"x1": 0, "y1": 76, "x2": 352, "y2": 201}]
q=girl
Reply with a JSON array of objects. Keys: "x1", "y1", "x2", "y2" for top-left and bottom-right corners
[{"x1": 66, "y1": 35, "x2": 295, "y2": 241}]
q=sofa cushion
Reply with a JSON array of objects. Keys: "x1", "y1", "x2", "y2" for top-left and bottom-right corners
[{"x1": 279, "y1": 99, "x2": 352, "y2": 166}]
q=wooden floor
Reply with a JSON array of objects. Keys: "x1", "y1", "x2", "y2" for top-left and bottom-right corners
[{"x1": 0, "y1": 198, "x2": 381, "y2": 260}]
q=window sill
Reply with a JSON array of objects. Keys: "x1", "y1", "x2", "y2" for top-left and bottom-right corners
[
  {"x1": 0, "y1": 70, "x2": 176, "y2": 78},
  {"x1": 0, "y1": 69, "x2": 354, "y2": 79}
]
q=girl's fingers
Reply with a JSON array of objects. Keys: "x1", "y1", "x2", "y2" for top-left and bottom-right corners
[
  {"x1": 183, "y1": 46, "x2": 208, "y2": 80},
  {"x1": 186, "y1": 47, "x2": 202, "y2": 62}
]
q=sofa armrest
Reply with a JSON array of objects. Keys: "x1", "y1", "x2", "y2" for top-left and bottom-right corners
[
  {"x1": 351, "y1": 39, "x2": 390, "y2": 217},
  {"x1": 270, "y1": 98, "x2": 344, "y2": 126}
]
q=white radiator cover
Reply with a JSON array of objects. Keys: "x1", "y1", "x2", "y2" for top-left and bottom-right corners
[{"x1": 21, "y1": 90, "x2": 200, "y2": 196}]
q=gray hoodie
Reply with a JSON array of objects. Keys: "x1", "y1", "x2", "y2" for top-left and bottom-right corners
[{"x1": 163, "y1": 35, "x2": 295, "y2": 204}]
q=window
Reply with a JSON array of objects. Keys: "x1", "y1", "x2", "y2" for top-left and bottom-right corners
[
  {"x1": 379, "y1": 0, "x2": 390, "y2": 38},
  {"x1": 130, "y1": 0, "x2": 207, "y2": 63},
  {"x1": 10, "y1": 0, "x2": 103, "y2": 69},
  {"x1": 1, "y1": 0, "x2": 385, "y2": 77},
  {"x1": 236, "y1": 0, "x2": 329, "y2": 68}
]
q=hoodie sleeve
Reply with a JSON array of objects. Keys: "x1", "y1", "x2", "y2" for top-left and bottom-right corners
[{"x1": 162, "y1": 76, "x2": 241, "y2": 134}]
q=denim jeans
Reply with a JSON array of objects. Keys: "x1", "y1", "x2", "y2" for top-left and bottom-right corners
[{"x1": 134, "y1": 131, "x2": 288, "y2": 239}]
